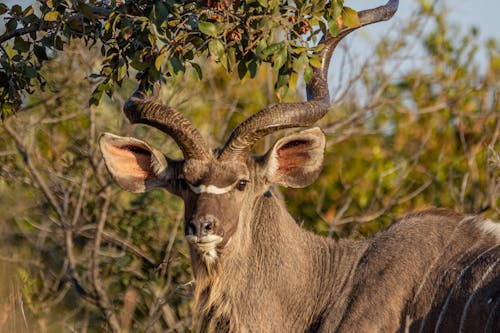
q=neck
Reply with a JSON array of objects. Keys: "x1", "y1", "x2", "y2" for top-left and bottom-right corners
[{"x1": 192, "y1": 190, "x2": 367, "y2": 332}]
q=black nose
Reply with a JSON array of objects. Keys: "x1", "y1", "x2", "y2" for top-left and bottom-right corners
[
  {"x1": 201, "y1": 221, "x2": 214, "y2": 235},
  {"x1": 187, "y1": 217, "x2": 217, "y2": 238}
]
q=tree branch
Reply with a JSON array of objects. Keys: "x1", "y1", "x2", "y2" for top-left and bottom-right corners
[
  {"x1": 0, "y1": 4, "x2": 113, "y2": 45},
  {"x1": 90, "y1": 187, "x2": 122, "y2": 333},
  {"x1": 3, "y1": 118, "x2": 93, "y2": 303}
]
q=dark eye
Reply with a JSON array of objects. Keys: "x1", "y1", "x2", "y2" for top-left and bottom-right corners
[{"x1": 236, "y1": 179, "x2": 248, "y2": 191}]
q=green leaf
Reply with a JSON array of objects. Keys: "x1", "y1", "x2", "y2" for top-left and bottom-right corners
[
  {"x1": 154, "y1": 2, "x2": 168, "y2": 25},
  {"x1": 13, "y1": 37, "x2": 31, "y2": 52},
  {"x1": 6, "y1": 19, "x2": 17, "y2": 32},
  {"x1": 268, "y1": 0, "x2": 279, "y2": 10},
  {"x1": 237, "y1": 61, "x2": 247, "y2": 79},
  {"x1": 293, "y1": 52, "x2": 308, "y2": 73},
  {"x1": 11, "y1": 5, "x2": 22, "y2": 15},
  {"x1": 44, "y1": 11, "x2": 59, "y2": 22},
  {"x1": 342, "y1": 7, "x2": 360, "y2": 28},
  {"x1": 198, "y1": 21, "x2": 224, "y2": 37},
  {"x1": 208, "y1": 40, "x2": 225, "y2": 58},
  {"x1": 117, "y1": 61, "x2": 127, "y2": 81},
  {"x1": 273, "y1": 46, "x2": 287, "y2": 71},
  {"x1": 169, "y1": 56, "x2": 185, "y2": 74},
  {"x1": 34, "y1": 45, "x2": 49, "y2": 61},
  {"x1": 257, "y1": 0, "x2": 268, "y2": 8},
  {"x1": 219, "y1": 53, "x2": 229, "y2": 71},
  {"x1": 154, "y1": 53, "x2": 165, "y2": 71},
  {"x1": 303, "y1": 65, "x2": 313, "y2": 83},
  {"x1": 309, "y1": 55, "x2": 322, "y2": 68},
  {"x1": 77, "y1": 2, "x2": 95, "y2": 20},
  {"x1": 190, "y1": 62, "x2": 203, "y2": 80},
  {"x1": 255, "y1": 39, "x2": 268, "y2": 57},
  {"x1": 262, "y1": 42, "x2": 284, "y2": 58},
  {"x1": 248, "y1": 59, "x2": 258, "y2": 78},
  {"x1": 277, "y1": 73, "x2": 289, "y2": 88},
  {"x1": 23, "y1": 6, "x2": 34, "y2": 17},
  {"x1": 289, "y1": 71, "x2": 299, "y2": 90},
  {"x1": 227, "y1": 47, "x2": 236, "y2": 71},
  {"x1": 90, "y1": 82, "x2": 106, "y2": 106},
  {"x1": 327, "y1": 18, "x2": 340, "y2": 37},
  {"x1": 130, "y1": 58, "x2": 148, "y2": 71},
  {"x1": 23, "y1": 66, "x2": 37, "y2": 78},
  {"x1": 0, "y1": 3, "x2": 8, "y2": 15}
]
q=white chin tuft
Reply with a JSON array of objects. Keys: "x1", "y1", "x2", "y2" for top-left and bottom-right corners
[{"x1": 186, "y1": 235, "x2": 223, "y2": 265}]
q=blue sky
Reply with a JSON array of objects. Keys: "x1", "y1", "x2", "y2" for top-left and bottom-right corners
[
  {"x1": 345, "y1": 0, "x2": 499, "y2": 42},
  {"x1": 337, "y1": 0, "x2": 500, "y2": 80}
]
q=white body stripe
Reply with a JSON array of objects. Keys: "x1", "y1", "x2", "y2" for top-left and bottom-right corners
[
  {"x1": 188, "y1": 183, "x2": 234, "y2": 194},
  {"x1": 434, "y1": 245, "x2": 499, "y2": 333},
  {"x1": 479, "y1": 219, "x2": 500, "y2": 242},
  {"x1": 458, "y1": 257, "x2": 500, "y2": 332}
]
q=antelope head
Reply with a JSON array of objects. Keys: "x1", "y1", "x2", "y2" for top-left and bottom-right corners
[{"x1": 99, "y1": 0, "x2": 399, "y2": 273}]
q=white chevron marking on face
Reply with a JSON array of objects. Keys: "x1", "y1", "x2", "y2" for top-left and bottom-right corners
[{"x1": 188, "y1": 183, "x2": 234, "y2": 195}]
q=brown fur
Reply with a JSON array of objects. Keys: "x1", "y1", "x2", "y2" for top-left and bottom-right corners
[
  {"x1": 192, "y1": 198, "x2": 499, "y2": 333},
  {"x1": 101, "y1": 129, "x2": 499, "y2": 332}
]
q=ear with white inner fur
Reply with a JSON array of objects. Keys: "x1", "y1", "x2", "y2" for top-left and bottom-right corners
[
  {"x1": 263, "y1": 127, "x2": 326, "y2": 188},
  {"x1": 99, "y1": 133, "x2": 170, "y2": 193}
]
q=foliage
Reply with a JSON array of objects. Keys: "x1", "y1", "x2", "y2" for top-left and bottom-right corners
[
  {"x1": 0, "y1": 1, "x2": 499, "y2": 332},
  {"x1": 0, "y1": 0, "x2": 358, "y2": 118}
]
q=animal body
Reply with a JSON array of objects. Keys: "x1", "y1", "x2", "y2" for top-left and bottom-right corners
[{"x1": 99, "y1": 0, "x2": 500, "y2": 331}]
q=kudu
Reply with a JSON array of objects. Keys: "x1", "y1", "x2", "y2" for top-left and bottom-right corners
[{"x1": 99, "y1": 0, "x2": 500, "y2": 331}]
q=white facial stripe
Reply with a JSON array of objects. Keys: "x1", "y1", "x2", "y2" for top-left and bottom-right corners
[{"x1": 188, "y1": 183, "x2": 234, "y2": 195}]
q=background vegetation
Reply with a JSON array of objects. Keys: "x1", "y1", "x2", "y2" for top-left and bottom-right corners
[{"x1": 1, "y1": 0, "x2": 499, "y2": 332}]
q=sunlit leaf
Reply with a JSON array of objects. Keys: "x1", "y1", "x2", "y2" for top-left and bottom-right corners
[
  {"x1": 342, "y1": 7, "x2": 360, "y2": 28},
  {"x1": 208, "y1": 40, "x2": 225, "y2": 58},
  {"x1": 44, "y1": 11, "x2": 59, "y2": 22},
  {"x1": 257, "y1": 0, "x2": 268, "y2": 8},
  {"x1": 198, "y1": 21, "x2": 224, "y2": 37},
  {"x1": 155, "y1": 52, "x2": 166, "y2": 71},
  {"x1": 273, "y1": 46, "x2": 287, "y2": 71}
]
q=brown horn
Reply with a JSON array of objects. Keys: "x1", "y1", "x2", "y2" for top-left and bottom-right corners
[
  {"x1": 218, "y1": 0, "x2": 399, "y2": 161},
  {"x1": 123, "y1": 83, "x2": 211, "y2": 161}
]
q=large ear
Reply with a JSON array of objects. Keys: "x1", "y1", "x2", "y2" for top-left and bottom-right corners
[
  {"x1": 99, "y1": 133, "x2": 170, "y2": 193},
  {"x1": 263, "y1": 127, "x2": 325, "y2": 188}
]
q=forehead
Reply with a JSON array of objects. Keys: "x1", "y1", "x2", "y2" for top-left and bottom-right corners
[{"x1": 182, "y1": 159, "x2": 249, "y2": 186}]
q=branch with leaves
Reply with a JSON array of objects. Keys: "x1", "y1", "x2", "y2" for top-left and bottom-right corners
[{"x1": 0, "y1": 0, "x2": 362, "y2": 118}]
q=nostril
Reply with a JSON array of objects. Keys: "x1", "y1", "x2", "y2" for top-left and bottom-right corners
[
  {"x1": 187, "y1": 222, "x2": 197, "y2": 236},
  {"x1": 201, "y1": 221, "x2": 214, "y2": 235}
]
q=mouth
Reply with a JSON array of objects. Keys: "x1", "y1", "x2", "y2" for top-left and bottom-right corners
[
  {"x1": 185, "y1": 234, "x2": 223, "y2": 265},
  {"x1": 185, "y1": 234, "x2": 223, "y2": 246}
]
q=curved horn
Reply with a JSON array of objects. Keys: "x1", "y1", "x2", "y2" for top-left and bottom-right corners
[
  {"x1": 124, "y1": 84, "x2": 212, "y2": 161},
  {"x1": 218, "y1": 0, "x2": 399, "y2": 161}
]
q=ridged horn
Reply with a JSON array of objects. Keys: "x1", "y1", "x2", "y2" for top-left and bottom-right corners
[
  {"x1": 218, "y1": 0, "x2": 399, "y2": 161},
  {"x1": 123, "y1": 83, "x2": 211, "y2": 161}
]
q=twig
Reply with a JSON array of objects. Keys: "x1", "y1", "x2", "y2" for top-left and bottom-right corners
[
  {"x1": 90, "y1": 187, "x2": 122, "y2": 333},
  {"x1": 77, "y1": 225, "x2": 157, "y2": 266},
  {"x1": 3, "y1": 117, "x2": 93, "y2": 304},
  {"x1": 3, "y1": 120, "x2": 65, "y2": 219}
]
